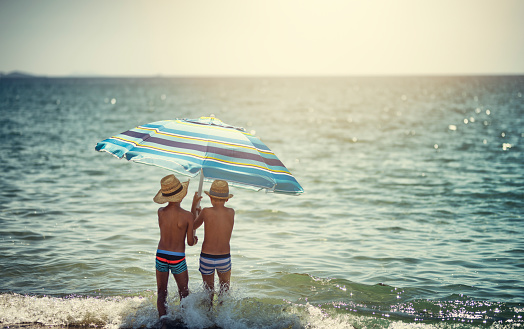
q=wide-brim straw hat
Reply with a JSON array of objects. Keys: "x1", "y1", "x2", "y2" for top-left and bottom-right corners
[
  {"x1": 204, "y1": 180, "x2": 233, "y2": 200},
  {"x1": 153, "y1": 174, "x2": 189, "y2": 204}
]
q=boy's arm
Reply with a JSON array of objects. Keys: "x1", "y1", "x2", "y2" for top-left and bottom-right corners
[
  {"x1": 193, "y1": 208, "x2": 205, "y2": 230},
  {"x1": 157, "y1": 208, "x2": 163, "y2": 228},
  {"x1": 191, "y1": 192, "x2": 202, "y2": 218},
  {"x1": 186, "y1": 213, "x2": 197, "y2": 246}
]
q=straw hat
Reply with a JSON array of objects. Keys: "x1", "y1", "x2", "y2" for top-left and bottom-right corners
[
  {"x1": 153, "y1": 174, "x2": 189, "y2": 204},
  {"x1": 204, "y1": 180, "x2": 233, "y2": 200}
]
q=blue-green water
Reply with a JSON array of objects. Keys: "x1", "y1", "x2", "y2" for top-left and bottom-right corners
[{"x1": 0, "y1": 76, "x2": 523, "y2": 328}]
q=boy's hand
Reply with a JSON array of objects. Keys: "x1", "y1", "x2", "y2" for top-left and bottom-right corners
[
  {"x1": 192, "y1": 192, "x2": 203, "y2": 205},
  {"x1": 192, "y1": 192, "x2": 203, "y2": 215}
]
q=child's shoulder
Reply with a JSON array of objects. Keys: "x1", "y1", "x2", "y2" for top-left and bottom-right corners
[
  {"x1": 201, "y1": 206, "x2": 213, "y2": 214},
  {"x1": 182, "y1": 207, "x2": 194, "y2": 217},
  {"x1": 213, "y1": 206, "x2": 235, "y2": 215}
]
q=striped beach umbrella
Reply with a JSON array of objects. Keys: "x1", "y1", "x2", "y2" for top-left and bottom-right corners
[{"x1": 95, "y1": 117, "x2": 303, "y2": 195}]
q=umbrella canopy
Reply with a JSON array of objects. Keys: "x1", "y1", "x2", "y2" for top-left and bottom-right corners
[{"x1": 95, "y1": 117, "x2": 303, "y2": 195}]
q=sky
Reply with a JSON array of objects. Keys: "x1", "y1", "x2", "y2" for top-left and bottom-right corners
[{"x1": 1, "y1": 0, "x2": 523, "y2": 77}]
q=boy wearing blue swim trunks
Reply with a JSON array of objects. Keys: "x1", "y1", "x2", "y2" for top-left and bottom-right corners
[
  {"x1": 153, "y1": 175, "x2": 198, "y2": 323},
  {"x1": 192, "y1": 180, "x2": 235, "y2": 303}
]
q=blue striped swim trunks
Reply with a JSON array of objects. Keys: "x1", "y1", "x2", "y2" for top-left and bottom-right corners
[
  {"x1": 155, "y1": 249, "x2": 187, "y2": 275},
  {"x1": 199, "y1": 252, "x2": 232, "y2": 275}
]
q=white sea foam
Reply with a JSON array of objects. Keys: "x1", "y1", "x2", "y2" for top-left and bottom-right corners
[
  {"x1": 0, "y1": 293, "x2": 153, "y2": 328},
  {"x1": 2, "y1": 293, "x2": 522, "y2": 329}
]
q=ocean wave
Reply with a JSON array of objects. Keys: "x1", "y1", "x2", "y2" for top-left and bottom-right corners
[{"x1": 1, "y1": 284, "x2": 522, "y2": 329}]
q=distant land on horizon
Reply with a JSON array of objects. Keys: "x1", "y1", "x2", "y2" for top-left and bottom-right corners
[{"x1": 0, "y1": 71, "x2": 39, "y2": 78}]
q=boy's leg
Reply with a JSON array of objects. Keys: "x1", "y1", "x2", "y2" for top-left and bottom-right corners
[
  {"x1": 217, "y1": 270, "x2": 231, "y2": 295},
  {"x1": 201, "y1": 273, "x2": 215, "y2": 302},
  {"x1": 156, "y1": 270, "x2": 169, "y2": 317},
  {"x1": 173, "y1": 270, "x2": 189, "y2": 299}
]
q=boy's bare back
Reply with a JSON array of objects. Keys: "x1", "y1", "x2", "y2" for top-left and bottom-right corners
[
  {"x1": 157, "y1": 203, "x2": 195, "y2": 252},
  {"x1": 198, "y1": 202, "x2": 234, "y2": 255}
]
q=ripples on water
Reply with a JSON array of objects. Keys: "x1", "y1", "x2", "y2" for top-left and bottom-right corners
[{"x1": 0, "y1": 76, "x2": 523, "y2": 328}]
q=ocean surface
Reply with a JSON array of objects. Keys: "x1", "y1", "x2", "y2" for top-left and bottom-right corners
[{"x1": 0, "y1": 76, "x2": 523, "y2": 329}]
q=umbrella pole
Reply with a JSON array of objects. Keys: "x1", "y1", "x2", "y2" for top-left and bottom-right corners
[
  {"x1": 194, "y1": 169, "x2": 204, "y2": 238},
  {"x1": 197, "y1": 168, "x2": 204, "y2": 205}
]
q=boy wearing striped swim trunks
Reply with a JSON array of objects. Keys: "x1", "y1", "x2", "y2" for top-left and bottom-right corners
[
  {"x1": 153, "y1": 175, "x2": 198, "y2": 324},
  {"x1": 192, "y1": 180, "x2": 235, "y2": 303}
]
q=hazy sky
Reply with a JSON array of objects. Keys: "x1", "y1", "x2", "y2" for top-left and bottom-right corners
[{"x1": 1, "y1": 0, "x2": 523, "y2": 76}]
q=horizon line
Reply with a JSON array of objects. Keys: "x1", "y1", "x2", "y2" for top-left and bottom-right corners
[{"x1": 1, "y1": 70, "x2": 524, "y2": 79}]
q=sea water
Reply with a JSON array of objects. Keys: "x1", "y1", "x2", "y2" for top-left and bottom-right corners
[{"x1": 0, "y1": 76, "x2": 523, "y2": 328}]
